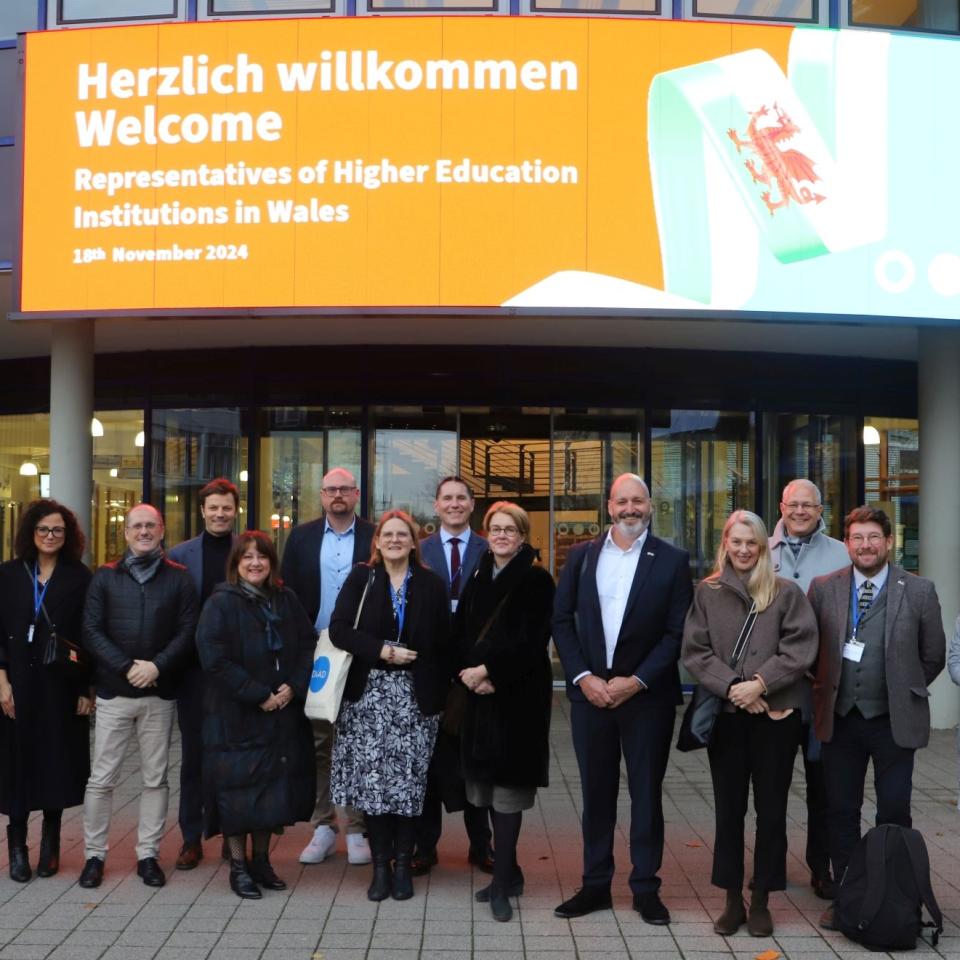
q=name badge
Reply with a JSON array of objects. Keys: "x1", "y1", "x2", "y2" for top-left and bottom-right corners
[
  {"x1": 27, "y1": 624, "x2": 34, "y2": 644},
  {"x1": 843, "y1": 638, "x2": 865, "y2": 663},
  {"x1": 450, "y1": 599, "x2": 459, "y2": 613}
]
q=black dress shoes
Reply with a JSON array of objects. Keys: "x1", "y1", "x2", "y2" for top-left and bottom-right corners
[
  {"x1": 468, "y1": 845, "x2": 495, "y2": 874},
  {"x1": 79, "y1": 857, "x2": 104, "y2": 888},
  {"x1": 410, "y1": 849, "x2": 438, "y2": 876},
  {"x1": 136, "y1": 857, "x2": 166, "y2": 887},
  {"x1": 811, "y1": 873, "x2": 838, "y2": 900},
  {"x1": 634, "y1": 892, "x2": 671, "y2": 925},
  {"x1": 554, "y1": 886, "x2": 613, "y2": 919}
]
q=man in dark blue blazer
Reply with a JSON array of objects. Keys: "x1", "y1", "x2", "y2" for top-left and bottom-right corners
[
  {"x1": 167, "y1": 477, "x2": 240, "y2": 870},
  {"x1": 412, "y1": 475, "x2": 494, "y2": 875},
  {"x1": 279, "y1": 467, "x2": 376, "y2": 866},
  {"x1": 553, "y1": 474, "x2": 692, "y2": 923}
]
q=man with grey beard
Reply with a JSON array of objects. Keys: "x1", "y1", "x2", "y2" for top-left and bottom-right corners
[{"x1": 552, "y1": 474, "x2": 692, "y2": 923}]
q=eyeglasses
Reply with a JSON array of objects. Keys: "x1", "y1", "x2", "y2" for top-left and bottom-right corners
[
  {"x1": 783, "y1": 502, "x2": 820, "y2": 511},
  {"x1": 489, "y1": 525, "x2": 519, "y2": 536},
  {"x1": 36, "y1": 525, "x2": 65, "y2": 538},
  {"x1": 848, "y1": 533, "x2": 886, "y2": 545},
  {"x1": 322, "y1": 486, "x2": 356, "y2": 496},
  {"x1": 127, "y1": 522, "x2": 160, "y2": 532},
  {"x1": 379, "y1": 531, "x2": 411, "y2": 541}
]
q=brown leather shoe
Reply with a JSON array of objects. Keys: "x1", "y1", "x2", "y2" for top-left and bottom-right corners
[{"x1": 176, "y1": 842, "x2": 203, "y2": 870}]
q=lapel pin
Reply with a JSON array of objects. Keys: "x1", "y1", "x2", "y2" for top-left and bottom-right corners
[
  {"x1": 646, "y1": 551, "x2": 655, "y2": 557},
  {"x1": 897, "y1": 579, "x2": 905, "y2": 586}
]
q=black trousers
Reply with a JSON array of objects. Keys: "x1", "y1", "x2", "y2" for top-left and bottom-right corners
[
  {"x1": 707, "y1": 710, "x2": 802, "y2": 892},
  {"x1": 570, "y1": 697, "x2": 674, "y2": 896},
  {"x1": 800, "y1": 724, "x2": 831, "y2": 880},
  {"x1": 176, "y1": 665, "x2": 204, "y2": 845},
  {"x1": 821, "y1": 709, "x2": 914, "y2": 881}
]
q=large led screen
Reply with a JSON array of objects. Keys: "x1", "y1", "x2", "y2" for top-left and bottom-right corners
[{"x1": 15, "y1": 19, "x2": 960, "y2": 320}]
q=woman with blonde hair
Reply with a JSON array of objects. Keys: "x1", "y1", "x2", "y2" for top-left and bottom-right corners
[{"x1": 682, "y1": 510, "x2": 817, "y2": 937}]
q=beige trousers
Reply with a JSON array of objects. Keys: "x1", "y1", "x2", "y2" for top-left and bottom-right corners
[
  {"x1": 311, "y1": 718, "x2": 365, "y2": 833},
  {"x1": 83, "y1": 695, "x2": 175, "y2": 861}
]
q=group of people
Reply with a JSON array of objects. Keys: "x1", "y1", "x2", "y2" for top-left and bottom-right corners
[{"x1": 0, "y1": 470, "x2": 948, "y2": 936}]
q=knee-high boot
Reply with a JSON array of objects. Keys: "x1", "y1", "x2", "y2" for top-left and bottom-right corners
[
  {"x1": 365, "y1": 815, "x2": 393, "y2": 902},
  {"x1": 392, "y1": 815, "x2": 416, "y2": 900}
]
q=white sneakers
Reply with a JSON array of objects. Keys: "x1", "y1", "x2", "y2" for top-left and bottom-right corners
[
  {"x1": 298, "y1": 825, "x2": 372, "y2": 865},
  {"x1": 346, "y1": 833, "x2": 372, "y2": 865},
  {"x1": 299, "y1": 825, "x2": 337, "y2": 864}
]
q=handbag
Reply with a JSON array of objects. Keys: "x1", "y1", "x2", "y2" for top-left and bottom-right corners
[
  {"x1": 676, "y1": 599, "x2": 759, "y2": 752},
  {"x1": 27, "y1": 564, "x2": 87, "y2": 672},
  {"x1": 304, "y1": 568, "x2": 373, "y2": 723}
]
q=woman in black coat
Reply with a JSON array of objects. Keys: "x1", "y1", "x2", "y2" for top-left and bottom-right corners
[
  {"x1": 330, "y1": 509, "x2": 450, "y2": 903},
  {"x1": 195, "y1": 530, "x2": 316, "y2": 900},
  {"x1": 0, "y1": 499, "x2": 92, "y2": 882},
  {"x1": 455, "y1": 501, "x2": 555, "y2": 923}
]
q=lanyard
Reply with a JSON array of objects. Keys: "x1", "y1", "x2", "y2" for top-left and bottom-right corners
[
  {"x1": 33, "y1": 562, "x2": 51, "y2": 624},
  {"x1": 389, "y1": 570, "x2": 411, "y2": 643},
  {"x1": 851, "y1": 576, "x2": 883, "y2": 640}
]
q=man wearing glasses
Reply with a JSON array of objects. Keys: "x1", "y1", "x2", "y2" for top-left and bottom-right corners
[
  {"x1": 768, "y1": 480, "x2": 848, "y2": 900},
  {"x1": 808, "y1": 506, "x2": 945, "y2": 930},
  {"x1": 79, "y1": 504, "x2": 199, "y2": 889},
  {"x1": 280, "y1": 467, "x2": 375, "y2": 866}
]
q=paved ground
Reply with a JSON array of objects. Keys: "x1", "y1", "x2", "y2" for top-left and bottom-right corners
[{"x1": 2, "y1": 696, "x2": 960, "y2": 960}]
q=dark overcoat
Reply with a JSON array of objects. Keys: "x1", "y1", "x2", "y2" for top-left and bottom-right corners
[
  {"x1": 195, "y1": 583, "x2": 316, "y2": 836},
  {"x1": 455, "y1": 545, "x2": 555, "y2": 789},
  {"x1": 0, "y1": 558, "x2": 92, "y2": 815}
]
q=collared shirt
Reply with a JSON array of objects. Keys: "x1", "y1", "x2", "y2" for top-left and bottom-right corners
[
  {"x1": 853, "y1": 563, "x2": 889, "y2": 598},
  {"x1": 595, "y1": 527, "x2": 648, "y2": 668},
  {"x1": 316, "y1": 517, "x2": 357, "y2": 631},
  {"x1": 440, "y1": 526, "x2": 471, "y2": 609}
]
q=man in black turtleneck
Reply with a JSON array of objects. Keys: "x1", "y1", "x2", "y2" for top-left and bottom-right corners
[{"x1": 168, "y1": 478, "x2": 240, "y2": 869}]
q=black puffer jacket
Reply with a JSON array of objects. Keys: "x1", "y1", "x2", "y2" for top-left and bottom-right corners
[{"x1": 82, "y1": 556, "x2": 199, "y2": 699}]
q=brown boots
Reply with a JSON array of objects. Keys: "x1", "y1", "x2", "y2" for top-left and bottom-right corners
[
  {"x1": 747, "y1": 888, "x2": 774, "y2": 936},
  {"x1": 714, "y1": 888, "x2": 773, "y2": 936}
]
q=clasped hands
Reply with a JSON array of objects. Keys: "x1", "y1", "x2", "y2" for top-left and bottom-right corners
[
  {"x1": 579, "y1": 674, "x2": 640, "y2": 709},
  {"x1": 459, "y1": 665, "x2": 495, "y2": 696},
  {"x1": 260, "y1": 683, "x2": 294, "y2": 712},
  {"x1": 126, "y1": 659, "x2": 159, "y2": 689},
  {"x1": 727, "y1": 677, "x2": 768, "y2": 714}
]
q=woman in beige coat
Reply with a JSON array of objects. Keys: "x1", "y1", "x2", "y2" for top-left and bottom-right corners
[{"x1": 682, "y1": 510, "x2": 817, "y2": 937}]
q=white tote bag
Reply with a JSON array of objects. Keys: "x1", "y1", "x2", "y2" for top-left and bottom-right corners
[{"x1": 304, "y1": 570, "x2": 373, "y2": 723}]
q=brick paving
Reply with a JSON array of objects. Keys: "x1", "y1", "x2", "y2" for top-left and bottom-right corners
[{"x1": 2, "y1": 696, "x2": 959, "y2": 959}]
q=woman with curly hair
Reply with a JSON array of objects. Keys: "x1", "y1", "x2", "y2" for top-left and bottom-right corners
[{"x1": 0, "y1": 499, "x2": 92, "y2": 882}]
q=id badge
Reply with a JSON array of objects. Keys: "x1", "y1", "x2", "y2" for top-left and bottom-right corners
[
  {"x1": 450, "y1": 599, "x2": 459, "y2": 613},
  {"x1": 26, "y1": 624, "x2": 34, "y2": 644},
  {"x1": 842, "y1": 638, "x2": 865, "y2": 663}
]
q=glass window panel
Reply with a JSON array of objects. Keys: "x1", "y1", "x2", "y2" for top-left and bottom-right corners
[
  {"x1": 849, "y1": 0, "x2": 957, "y2": 30},
  {"x1": 552, "y1": 409, "x2": 643, "y2": 578},
  {"x1": 529, "y1": 0, "x2": 658, "y2": 11},
  {"x1": 0, "y1": 50, "x2": 18, "y2": 138},
  {"x1": 0, "y1": 414, "x2": 50, "y2": 563},
  {"x1": 864, "y1": 416, "x2": 918, "y2": 573},
  {"x1": 762, "y1": 413, "x2": 858, "y2": 541},
  {"x1": 1, "y1": 0, "x2": 38, "y2": 36},
  {"x1": 151, "y1": 408, "x2": 248, "y2": 548},
  {"x1": 54, "y1": 0, "x2": 179, "y2": 25},
  {"x1": 364, "y1": 0, "x2": 499, "y2": 11},
  {"x1": 650, "y1": 410, "x2": 755, "y2": 580},
  {"x1": 92, "y1": 411, "x2": 144, "y2": 568},
  {"x1": 257, "y1": 407, "x2": 362, "y2": 557},
  {"x1": 372, "y1": 407, "x2": 458, "y2": 530},
  {"x1": 0, "y1": 148, "x2": 15, "y2": 263},
  {"x1": 692, "y1": 0, "x2": 816, "y2": 20},
  {"x1": 206, "y1": 0, "x2": 336, "y2": 13}
]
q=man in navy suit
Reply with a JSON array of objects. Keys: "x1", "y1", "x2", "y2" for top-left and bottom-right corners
[
  {"x1": 167, "y1": 477, "x2": 239, "y2": 870},
  {"x1": 280, "y1": 467, "x2": 376, "y2": 866},
  {"x1": 412, "y1": 475, "x2": 494, "y2": 875},
  {"x1": 553, "y1": 474, "x2": 692, "y2": 923}
]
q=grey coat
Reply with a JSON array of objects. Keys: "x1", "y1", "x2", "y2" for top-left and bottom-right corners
[
  {"x1": 769, "y1": 518, "x2": 849, "y2": 593},
  {"x1": 682, "y1": 565, "x2": 818, "y2": 712},
  {"x1": 807, "y1": 564, "x2": 946, "y2": 748}
]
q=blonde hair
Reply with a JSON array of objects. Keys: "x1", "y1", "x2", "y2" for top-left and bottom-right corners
[
  {"x1": 482, "y1": 501, "x2": 530, "y2": 539},
  {"x1": 707, "y1": 510, "x2": 778, "y2": 612}
]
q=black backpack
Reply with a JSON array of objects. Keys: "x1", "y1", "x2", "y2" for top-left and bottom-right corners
[{"x1": 835, "y1": 824, "x2": 943, "y2": 951}]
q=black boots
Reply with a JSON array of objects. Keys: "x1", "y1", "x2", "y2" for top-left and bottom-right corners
[
  {"x1": 747, "y1": 888, "x2": 774, "y2": 936},
  {"x1": 713, "y1": 889, "x2": 746, "y2": 935},
  {"x1": 392, "y1": 816, "x2": 416, "y2": 901},
  {"x1": 248, "y1": 855, "x2": 286, "y2": 891},
  {"x1": 366, "y1": 815, "x2": 393, "y2": 902},
  {"x1": 7, "y1": 824, "x2": 31, "y2": 883},
  {"x1": 37, "y1": 819, "x2": 61, "y2": 878},
  {"x1": 229, "y1": 859, "x2": 262, "y2": 899}
]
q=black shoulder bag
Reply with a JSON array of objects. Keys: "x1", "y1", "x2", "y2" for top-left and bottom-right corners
[{"x1": 676, "y1": 599, "x2": 758, "y2": 752}]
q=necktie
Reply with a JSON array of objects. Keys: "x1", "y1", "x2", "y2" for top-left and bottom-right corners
[
  {"x1": 858, "y1": 580, "x2": 875, "y2": 617},
  {"x1": 449, "y1": 537, "x2": 461, "y2": 599}
]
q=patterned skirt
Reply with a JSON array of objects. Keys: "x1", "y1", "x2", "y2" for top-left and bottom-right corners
[{"x1": 332, "y1": 669, "x2": 439, "y2": 817}]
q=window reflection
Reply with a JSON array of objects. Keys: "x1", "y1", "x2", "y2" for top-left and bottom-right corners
[
  {"x1": 864, "y1": 416, "x2": 918, "y2": 573},
  {"x1": 692, "y1": 0, "x2": 816, "y2": 20},
  {"x1": 849, "y1": 0, "x2": 957, "y2": 30},
  {"x1": 0, "y1": 414, "x2": 50, "y2": 563},
  {"x1": 54, "y1": 0, "x2": 179, "y2": 24},
  {"x1": 92, "y1": 410, "x2": 144, "y2": 566}
]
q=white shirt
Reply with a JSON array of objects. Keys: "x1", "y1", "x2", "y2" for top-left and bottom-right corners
[
  {"x1": 440, "y1": 526, "x2": 471, "y2": 611},
  {"x1": 853, "y1": 563, "x2": 889, "y2": 597},
  {"x1": 595, "y1": 527, "x2": 648, "y2": 668}
]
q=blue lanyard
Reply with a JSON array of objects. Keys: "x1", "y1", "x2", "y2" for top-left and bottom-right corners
[
  {"x1": 33, "y1": 563, "x2": 51, "y2": 624},
  {"x1": 851, "y1": 576, "x2": 883, "y2": 640},
  {"x1": 389, "y1": 571, "x2": 411, "y2": 643}
]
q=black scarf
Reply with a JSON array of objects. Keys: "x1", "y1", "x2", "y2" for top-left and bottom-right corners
[
  {"x1": 122, "y1": 547, "x2": 164, "y2": 584},
  {"x1": 239, "y1": 579, "x2": 284, "y2": 652}
]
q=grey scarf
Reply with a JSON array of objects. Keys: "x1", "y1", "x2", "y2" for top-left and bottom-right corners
[{"x1": 122, "y1": 547, "x2": 165, "y2": 584}]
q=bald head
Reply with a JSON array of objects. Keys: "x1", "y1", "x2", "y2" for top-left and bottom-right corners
[
  {"x1": 125, "y1": 503, "x2": 164, "y2": 556},
  {"x1": 607, "y1": 473, "x2": 652, "y2": 545},
  {"x1": 780, "y1": 479, "x2": 824, "y2": 538}
]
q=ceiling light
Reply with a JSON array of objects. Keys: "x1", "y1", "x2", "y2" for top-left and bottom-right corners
[
  {"x1": 109, "y1": 468, "x2": 119, "y2": 478},
  {"x1": 240, "y1": 470, "x2": 249, "y2": 482},
  {"x1": 91, "y1": 417, "x2": 104, "y2": 437},
  {"x1": 862, "y1": 425, "x2": 881, "y2": 445},
  {"x1": 19, "y1": 462, "x2": 38, "y2": 476},
  {"x1": 134, "y1": 431, "x2": 145, "y2": 447}
]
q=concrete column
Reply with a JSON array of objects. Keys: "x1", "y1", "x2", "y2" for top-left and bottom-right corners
[
  {"x1": 49, "y1": 319, "x2": 94, "y2": 556},
  {"x1": 919, "y1": 327, "x2": 960, "y2": 729}
]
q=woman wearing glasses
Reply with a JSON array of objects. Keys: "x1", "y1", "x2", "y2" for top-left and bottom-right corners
[
  {"x1": 329, "y1": 510, "x2": 449, "y2": 902},
  {"x1": 682, "y1": 510, "x2": 817, "y2": 937},
  {"x1": 0, "y1": 500, "x2": 92, "y2": 882},
  {"x1": 455, "y1": 502, "x2": 555, "y2": 922}
]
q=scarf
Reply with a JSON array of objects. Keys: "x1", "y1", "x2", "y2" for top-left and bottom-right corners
[
  {"x1": 122, "y1": 547, "x2": 165, "y2": 584},
  {"x1": 239, "y1": 579, "x2": 284, "y2": 652}
]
